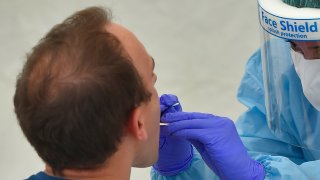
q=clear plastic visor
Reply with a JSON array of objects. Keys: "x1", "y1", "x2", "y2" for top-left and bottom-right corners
[{"x1": 258, "y1": 0, "x2": 320, "y2": 158}]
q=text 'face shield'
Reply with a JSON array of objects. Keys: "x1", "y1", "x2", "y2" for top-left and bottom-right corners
[{"x1": 258, "y1": 0, "x2": 320, "y2": 157}]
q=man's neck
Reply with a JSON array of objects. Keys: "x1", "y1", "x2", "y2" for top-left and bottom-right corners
[
  {"x1": 45, "y1": 141, "x2": 135, "y2": 180},
  {"x1": 45, "y1": 163, "x2": 131, "y2": 180}
]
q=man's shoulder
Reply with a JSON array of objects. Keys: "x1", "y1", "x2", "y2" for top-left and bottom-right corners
[{"x1": 26, "y1": 172, "x2": 65, "y2": 180}]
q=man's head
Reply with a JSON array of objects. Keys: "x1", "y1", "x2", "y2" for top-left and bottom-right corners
[{"x1": 14, "y1": 6, "x2": 160, "y2": 175}]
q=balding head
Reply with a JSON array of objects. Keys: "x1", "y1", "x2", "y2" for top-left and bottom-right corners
[{"x1": 14, "y1": 7, "x2": 151, "y2": 175}]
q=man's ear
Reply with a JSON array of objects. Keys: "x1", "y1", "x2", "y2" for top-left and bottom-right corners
[{"x1": 127, "y1": 107, "x2": 148, "y2": 140}]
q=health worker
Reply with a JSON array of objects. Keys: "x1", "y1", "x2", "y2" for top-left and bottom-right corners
[{"x1": 151, "y1": 0, "x2": 320, "y2": 179}]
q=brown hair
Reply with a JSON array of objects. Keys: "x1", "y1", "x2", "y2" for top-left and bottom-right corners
[{"x1": 14, "y1": 7, "x2": 150, "y2": 175}]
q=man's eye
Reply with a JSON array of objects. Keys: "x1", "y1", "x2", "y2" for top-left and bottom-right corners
[
  {"x1": 288, "y1": 41, "x2": 303, "y2": 54},
  {"x1": 289, "y1": 42, "x2": 297, "y2": 49}
]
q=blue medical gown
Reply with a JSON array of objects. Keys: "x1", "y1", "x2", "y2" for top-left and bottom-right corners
[{"x1": 151, "y1": 49, "x2": 320, "y2": 179}]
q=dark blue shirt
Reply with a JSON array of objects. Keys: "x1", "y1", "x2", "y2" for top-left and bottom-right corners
[{"x1": 26, "y1": 172, "x2": 66, "y2": 180}]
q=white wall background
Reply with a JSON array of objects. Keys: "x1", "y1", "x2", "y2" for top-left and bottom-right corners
[{"x1": 0, "y1": 0, "x2": 260, "y2": 179}]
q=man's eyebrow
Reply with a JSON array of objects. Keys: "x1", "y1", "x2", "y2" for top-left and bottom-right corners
[
  {"x1": 151, "y1": 57, "x2": 155, "y2": 70},
  {"x1": 308, "y1": 45, "x2": 320, "y2": 50}
]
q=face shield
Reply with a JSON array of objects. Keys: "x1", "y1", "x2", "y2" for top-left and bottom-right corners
[{"x1": 258, "y1": 0, "x2": 320, "y2": 154}]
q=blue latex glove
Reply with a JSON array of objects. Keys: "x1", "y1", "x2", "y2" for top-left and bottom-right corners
[
  {"x1": 152, "y1": 94, "x2": 193, "y2": 176},
  {"x1": 161, "y1": 112, "x2": 265, "y2": 180}
]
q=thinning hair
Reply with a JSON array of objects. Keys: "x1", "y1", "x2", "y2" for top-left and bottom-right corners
[{"x1": 14, "y1": 7, "x2": 151, "y2": 175}]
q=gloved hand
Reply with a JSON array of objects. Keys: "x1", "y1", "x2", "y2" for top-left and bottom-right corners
[
  {"x1": 152, "y1": 94, "x2": 193, "y2": 176},
  {"x1": 161, "y1": 112, "x2": 265, "y2": 180}
]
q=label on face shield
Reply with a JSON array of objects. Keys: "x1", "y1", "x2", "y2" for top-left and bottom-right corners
[{"x1": 258, "y1": 4, "x2": 320, "y2": 41}]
